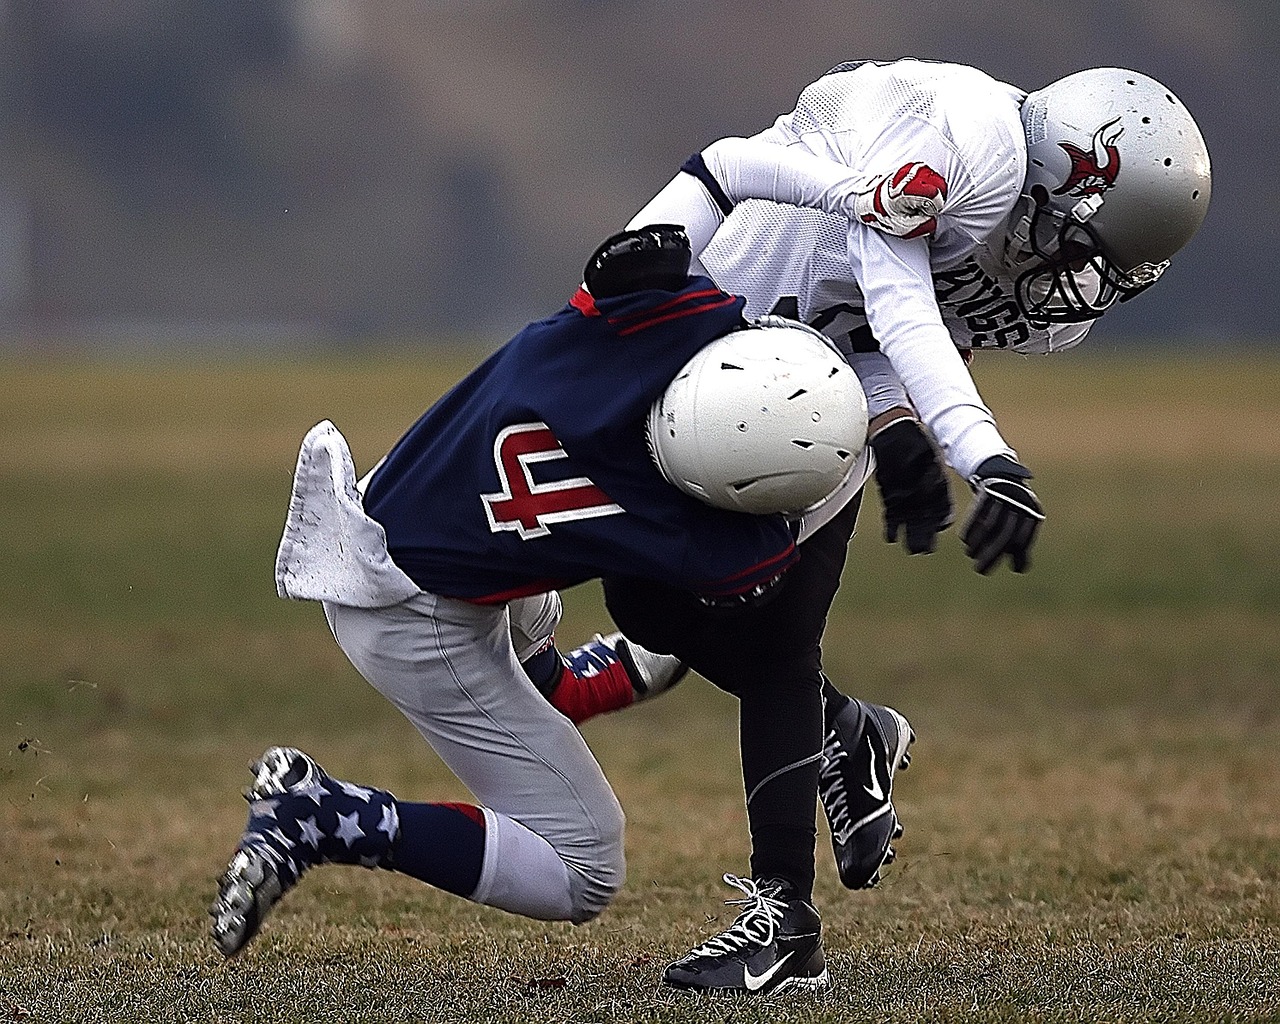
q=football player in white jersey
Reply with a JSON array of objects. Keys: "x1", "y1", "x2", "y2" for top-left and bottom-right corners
[{"x1": 534, "y1": 59, "x2": 1211, "y2": 994}]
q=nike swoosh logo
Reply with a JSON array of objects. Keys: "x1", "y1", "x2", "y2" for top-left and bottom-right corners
[
  {"x1": 744, "y1": 951, "x2": 794, "y2": 992},
  {"x1": 863, "y1": 736, "x2": 885, "y2": 799}
]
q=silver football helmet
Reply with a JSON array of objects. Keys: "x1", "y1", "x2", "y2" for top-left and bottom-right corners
[
  {"x1": 1003, "y1": 68, "x2": 1212, "y2": 326},
  {"x1": 647, "y1": 317, "x2": 867, "y2": 515}
]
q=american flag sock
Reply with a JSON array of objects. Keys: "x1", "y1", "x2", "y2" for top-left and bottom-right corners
[
  {"x1": 243, "y1": 780, "x2": 488, "y2": 900},
  {"x1": 547, "y1": 638, "x2": 636, "y2": 724},
  {"x1": 240, "y1": 776, "x2": 402, "y2": 887}
]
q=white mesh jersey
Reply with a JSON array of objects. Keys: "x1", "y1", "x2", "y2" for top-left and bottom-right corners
[
  {"x1": 703, "y1": 203, "x2": 1091, "y2": 358},
  {"x1": 629, "y1": 59, "x2": 1090, "y2": 476},
  {"x1": 750, "y1": 59, "x2": 1025, "y2": 269}
]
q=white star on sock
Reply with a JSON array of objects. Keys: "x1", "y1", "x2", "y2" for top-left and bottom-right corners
[
  {"x1": 334, "y1": 811, "x2": 366, "y2": 848},
  {"x1": 377, "y1": 802, "x2": 399, "y2": 842},
  {"x1": 297, "y1": 816, "x2": 324, "y2": 849},
  {"x1": 248, "y1": 798, "x2": 280, "y2": 819},
  {"x1": 336, "y1": 780, "x2": 375, "y2": 802},
  {"x1": 295, "y1": 782, "x2": 329, "y2": 807}
]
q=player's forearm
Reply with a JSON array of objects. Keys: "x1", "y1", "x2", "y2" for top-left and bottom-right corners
[
  {"x1": 694, "y1": 136, "x2": 866, "y2": 218},
  {"x1": 849, "y1": 229, "x2": 1015, "y2": 477},
  {"x1": 626, "y1": 172, "x2": 726, "y2": 255},
  {"x1": 847, "y1": 350, "x2": 912, "y2": 421},
  {"x1": 879, "y1": 324, "x2": 1009, "y2": 477}
]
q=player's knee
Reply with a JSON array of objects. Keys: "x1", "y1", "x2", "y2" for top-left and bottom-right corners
[
  {"x1": 508, "y1": 591, "x2": 563, "y2": 661},
  {"x1": 565, "y1": 805, "x2": 627, "y2": 924}
]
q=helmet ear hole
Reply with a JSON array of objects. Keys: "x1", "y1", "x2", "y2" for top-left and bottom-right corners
[{"x1": 647, "y1": 319, "x2": 868, "y2": 515}]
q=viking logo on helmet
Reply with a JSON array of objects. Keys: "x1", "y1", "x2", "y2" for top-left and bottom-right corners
[{"x1": 1052, "y1": 118, "x2": 1123, "y2": 197}]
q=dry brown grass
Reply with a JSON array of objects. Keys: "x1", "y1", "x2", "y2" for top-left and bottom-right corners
[{"x1": 3, "y1": 350, "x2": 1279, "y2": 1022}]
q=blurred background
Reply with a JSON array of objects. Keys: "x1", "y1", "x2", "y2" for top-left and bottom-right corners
[
  {"x1": 0, "y1": 0, "x2": 1271, "y2": 352},
  {"x1": 3, "y1": 6, "x2": 1279, "y2": 1014}
]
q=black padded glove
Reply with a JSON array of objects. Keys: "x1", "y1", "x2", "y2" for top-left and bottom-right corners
[
  {"x1": 959, "y1": 455, "x2": 1045, "y2": 574},
  {"x1": 869, "y1": 418, "x2": 954, "y2": 555},
  {"x1": 583, "y1": 225, "x2": 691, "y2": 297}
]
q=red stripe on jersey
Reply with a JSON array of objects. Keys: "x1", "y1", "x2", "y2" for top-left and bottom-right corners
[
  {"x1": 464, "y1": 578, "x2": 574, "y2": 605},
  {"x1": 570, "y1": 287, "x2": 600, "y2": 316},
  {"x1": 716, "y1": 540, "x2": 798, "y2": 583},
  {"x1": 699, "y1": 541, "x2": 798, "y2": 595},
  {"x1": 606, "y1": 288, "x2": 727, "y2": 327},
  {"x1": 614, "y1": 294, "x2": 740, "y2": 337}
]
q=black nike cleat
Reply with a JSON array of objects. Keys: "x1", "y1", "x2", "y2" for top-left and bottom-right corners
[
  {"x1": 663, "y1": 875, "x2": 829, "y2": 995},
  {"x1": 818, "y1": 697, "x2": 915, "y2": 889}
]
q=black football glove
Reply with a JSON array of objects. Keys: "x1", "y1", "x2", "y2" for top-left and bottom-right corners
[
  {"x1": 869, "y1": 418, "x2": 954, "y2": 555},
  {"x1": 959, "y1": 455, "x2": 1046, "y2": 574},
  {"x1": 583, "y1": 225, "x2": 691, "y2": 297}
]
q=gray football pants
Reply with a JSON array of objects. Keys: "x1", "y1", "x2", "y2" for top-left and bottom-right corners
[{"x1": 323, "y1": 590, "x2": 625, "y2": 923}]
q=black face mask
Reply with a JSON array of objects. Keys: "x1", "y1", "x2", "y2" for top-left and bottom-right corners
[{"x1": 1012, "y1": 193, "x2": 1160, "y2": 327}]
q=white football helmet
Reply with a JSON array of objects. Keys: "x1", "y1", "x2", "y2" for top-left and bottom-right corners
[
  {"x1": 647, "y1": 317, "x2": 868, "y2": 515},
  {"x1": 1003, "y1": 68, "x2": 1212, "y2": 326}
]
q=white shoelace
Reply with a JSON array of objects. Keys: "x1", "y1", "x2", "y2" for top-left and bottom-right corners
[
  {"x1": 818, "y1": 727, "x2": 853, "y2": 837},
  {"x1": 683, "y1": 874, "x2": 788, "y2": 958}
]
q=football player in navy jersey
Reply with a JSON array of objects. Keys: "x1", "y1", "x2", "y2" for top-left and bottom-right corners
[
  {"x1": 208, "y1": 224, "x2": 867, "y2": 987},
  {"x1": 528, "y1": 59, "x2": 1211, "y2": 994}
]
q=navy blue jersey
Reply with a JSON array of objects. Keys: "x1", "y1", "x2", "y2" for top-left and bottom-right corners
[{"x1": 362, "y1": 278, "x2": 798, "y2": 603}]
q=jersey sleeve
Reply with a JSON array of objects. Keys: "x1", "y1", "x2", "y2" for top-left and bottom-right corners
[
  {"x1": 625, "y1": 171, "x2": 726, "y2": 261},
  {"x1": 846, "y1": 349, "x2": 910, "y2": 419},
  {"x1": 846, "y1": 227, "x2": 1015, "y2": 476},
  {"x1": 626, "y1": 136, "x2": 866, "y2": 256},
  {"x1": 816, "y1": 116, "x2": 1020, "y2": 470},
  {"x1": 625, "y1": 119, "x2": 1009, "y2": 276},
  {"x1": 834, "y1": 118, "x2": 1003, "y2": 267}
]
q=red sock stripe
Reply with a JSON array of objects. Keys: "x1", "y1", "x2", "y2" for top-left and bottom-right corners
[
  {"x1": 437, "y1": 801, "x2": 486, "y2": 828},
  {"x1": 549, "y1": 663, "x2": 635, "y2": 725}
]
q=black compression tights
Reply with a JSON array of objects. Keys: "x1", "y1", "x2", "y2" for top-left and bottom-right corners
[{"x1": 603, "y1": 493, "x2": 861, "y2": 901}]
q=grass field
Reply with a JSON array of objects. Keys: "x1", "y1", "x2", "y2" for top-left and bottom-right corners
[{"x1": 2, "y1": 349, "x2": 1279, "y2": 1022}]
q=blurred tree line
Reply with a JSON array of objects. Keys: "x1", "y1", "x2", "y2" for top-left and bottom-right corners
[{"x1": 0, "y1": 0, "x2": 1273, "y2": 344}]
